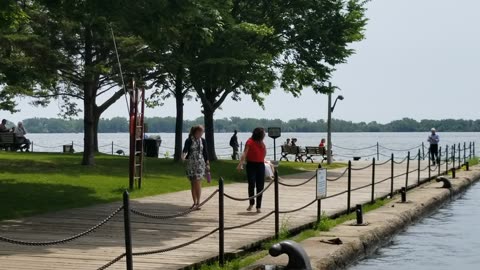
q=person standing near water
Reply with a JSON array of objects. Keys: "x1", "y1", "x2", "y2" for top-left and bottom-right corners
[
  {"x1": 183, "y1": 125, "x2": 210, "y2": 210},
  {"x1": 237, "y1": 128, "x2": 266, "y2": 213},
  {"x1": 428, "y1": 128, "x2": 440, "y2": 165},
  {"x1": 230, "y1": 130, "x2": 239, "y2": 160}
]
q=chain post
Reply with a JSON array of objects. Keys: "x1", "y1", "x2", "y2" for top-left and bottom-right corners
[
  {"x1": 417, "y1": 149, "x2": 421, "y2": 185},
  {"x1": 376, "y1": 142, "x2": 380, "y2": 161},
  {"x1": 464, "y1": 142, "x2": 467, "y2": 164},
  {"x1": 453, "y1": 144, "x2": 456, "y2": 169},
  {"x1": 347, "y1": 160, "x2": 352, "y2": 213},
  {"x1": 446, "y1": 145, "x2": 449, "y2": 174},
  {"x1": 112, "y1": 141, "x2": 114, "y2": 155},
  {"x1": 428, "y1": 149, "x2": 431, "y2": 179},
  {"x1": 390, "y1": 153, "x2": 394, "y2": 198},
  {"x1": 422, "y1": 142, "x2": 425, "y2": 160},
  {"x1": 123, "y1": 191, "x2": 133, "y2": 270},
  {"x1": 438, "y1": 146, "x2": 442, "y2": 176},
  {"x1": 371, "y1": 158, "x2": 376, "y2": 204},
  {"x1": 218, "y1": 178, "x2": 225, "y2": 266},
  {"x1": 405, "y1": 152, "x2": 410, "y2": 190},
  {"x1": 317, "y1": 199, "x2": 322, "y2": 225},
  {"x1": 458, "y1": 143, "x2": 461, "y2": 169},
  {"x1": 274, "y1": 167, "x2": 279, "y2": 239}
]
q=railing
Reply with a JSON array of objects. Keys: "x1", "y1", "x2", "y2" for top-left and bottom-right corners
[{"x1": 0, "y1": 142, "x2": 476, "y2": 269}]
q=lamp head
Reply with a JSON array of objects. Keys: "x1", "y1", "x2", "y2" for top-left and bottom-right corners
[{"x1": 337, "y1": 95, "x2": 344, "y2": 101}]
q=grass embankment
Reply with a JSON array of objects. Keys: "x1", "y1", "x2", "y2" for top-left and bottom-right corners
[
  {"x1": 200, "y1": 199, "x2": 391, "y2": 270},
  {"x1": 0, "y1": 152, "x2": 343, "y2": 220}
]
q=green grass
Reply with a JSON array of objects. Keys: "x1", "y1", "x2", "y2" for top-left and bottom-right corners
[
  {"x1": 199, "y1": 198, "x2": 390, "y2": 270},
  {"x1": 0, "y1": 152, "x2": 344, "y2": 220}
]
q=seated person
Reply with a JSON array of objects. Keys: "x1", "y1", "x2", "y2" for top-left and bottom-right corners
[
  {"x1": 14, "y1": 122, "x2": 31, "y2": 152},
  {"x1": 0, "y1": 119, "x2": 12, "y2": 133},
  {"x1": 264, "y1": 160, "x2": 275, "y2": 181},
  {"x1": 291, "y1": 138, "x2": 298, "y2": 147},
  {"x1": 284, "y1": 138, "x2": 291, "y2": 146},
  {"x1": 319, "y1": 138, "x2": 327, "y2": 155}
]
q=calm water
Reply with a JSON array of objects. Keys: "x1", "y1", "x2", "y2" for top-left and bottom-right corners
[
  {"x1": 27, "y1": 132, "x2": 479, "y2": 160},
  {"x1": 351, "y1": 182, "x2": 480, "y2": 270}
]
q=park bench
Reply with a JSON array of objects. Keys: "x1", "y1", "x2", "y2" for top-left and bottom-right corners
[
  {"x1": 304, "y1": 146, "x2": 327, "y2": 163},
  {"x1": 280, "y1": 145, "x2": 304, "y2": 162},
  {"x1": 0, "y1": 133, "x2": 18, "y2": 151}
]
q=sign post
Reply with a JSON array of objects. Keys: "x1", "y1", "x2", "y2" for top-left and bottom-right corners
[{"x1": 268, "y1": 127, "x2": 281, "y2": 161}]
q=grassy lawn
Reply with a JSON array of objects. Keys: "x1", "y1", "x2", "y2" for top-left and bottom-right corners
[{"x1": 0, "y1": 152, "x2": 344, "y2": 220}]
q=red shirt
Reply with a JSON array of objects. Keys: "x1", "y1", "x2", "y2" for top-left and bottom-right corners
[{"x1": 246, "y1": 138, "x2": 266, "y2": 163}]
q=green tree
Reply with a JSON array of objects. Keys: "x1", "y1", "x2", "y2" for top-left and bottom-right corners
[{"x1": 24, "y1": 0, "x2": 151, "y2": 165}]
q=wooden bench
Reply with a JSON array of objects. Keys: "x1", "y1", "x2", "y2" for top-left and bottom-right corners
[
  {"x1": 0, "y1": 133, "x2": 18, "y2": 151},
  {"x1": 280, "y1": 145, "x2": 304, "y2": 162},
  {"x1": 304, "y1": 146, "x2": 327, "y2": 163}
]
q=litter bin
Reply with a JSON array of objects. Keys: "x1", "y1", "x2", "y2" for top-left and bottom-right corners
[
  {"x1": 63, "y1": 144, "x2": 74, "y2": 153},
  {"x1": 144, "y1": 139, "x2": 162, "y2": 157}
]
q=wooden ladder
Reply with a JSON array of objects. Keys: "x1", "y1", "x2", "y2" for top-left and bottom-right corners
[{"x1": 129, "y1": 79, "x2": 145, "y2": 189}]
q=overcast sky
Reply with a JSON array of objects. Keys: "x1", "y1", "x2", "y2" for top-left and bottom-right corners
[{"x1": 5, "y1": 0, "x2": 480, "y2": 124}]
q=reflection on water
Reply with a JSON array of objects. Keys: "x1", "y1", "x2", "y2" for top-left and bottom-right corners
[{"x1": 351, "y1": 183, "x2": 480, "y2": 270}]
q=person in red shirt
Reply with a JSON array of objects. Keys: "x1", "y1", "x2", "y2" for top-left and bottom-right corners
[
  {"x1": 319, "y1": 138, "x2": 326, "y2": 148},
  {"x1": 237, "y1": 127, "x2": 266, "y2": 213}
]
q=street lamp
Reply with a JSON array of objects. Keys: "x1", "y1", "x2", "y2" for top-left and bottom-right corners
[{"x1": 327, "y1": 84, "x2": 344, "y2": 165}]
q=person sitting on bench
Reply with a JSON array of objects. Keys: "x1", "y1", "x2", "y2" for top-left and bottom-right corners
[
  {"x1": 0, "y1": 119, "x2": 12, "y2": 133},
  {"x1": 14, "y1": 122, "x2": 31, "y2": 152}
]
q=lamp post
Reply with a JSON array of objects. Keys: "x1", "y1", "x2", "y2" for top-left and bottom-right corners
[{"x1": 327, "y1": 83, "x2": 344, "y2": 165}]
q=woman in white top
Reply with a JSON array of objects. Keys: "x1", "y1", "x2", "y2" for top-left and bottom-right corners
[{"x1": 14, "y1": 122, "x2": 31, "y2": 152}]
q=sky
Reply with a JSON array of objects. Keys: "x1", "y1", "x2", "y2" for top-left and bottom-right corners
[{"x1": 5, "y1": 0, "x2": 480, "y2": 124}]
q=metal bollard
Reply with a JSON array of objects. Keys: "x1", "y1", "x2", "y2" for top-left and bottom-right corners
[
  {"x1": 123, "y1": 191, "x2": 133, "y2": 270},
  {"x1": 274, "y1": 165, "x2": 280, "y2": 239},
  {"x1": 400, "y1": 187, "x2": 407, "y2": 203},
  {"x1": 451, "y1": 167, "x2": 456, "y2": 179},
  {"x1": 405, "y1": 152, "x2": 410, "y2": 190},
  {"x1": 371, "y1": 158, "x2": 376, "y2": 204},
  {"x1": 446, "y1": 145, "x2": 449, "y2": 174},
  {"x1": 347, "y1": 160, "x2": 352, "y2": 213},
  {"x1": 356, "y1": 204, "x2": 364, "y2": 225},
  {"x1": 466, "y1": 161, "x2": 470, "y2": 171},
  {"x1": 417, "y1": 149, "x2": 421, "y2": 185},
  {"x1": 390, "y1": 153, "x2": 394, "y2": 198},
  {"x1": 218, "y1": 178, "x2": 225, "y2": 266},
  {"x1": 317, "y1": 199, "x2": 322, "y2": 225},
  {"x1": 438, "y1": 146, "x2": 442, "y2": 176}
]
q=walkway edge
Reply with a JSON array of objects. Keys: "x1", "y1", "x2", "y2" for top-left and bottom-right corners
[{"x1": 315, "y1": 166, "x2": 480, "y2": 270}]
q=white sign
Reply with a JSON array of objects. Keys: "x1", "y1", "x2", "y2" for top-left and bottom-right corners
[{"x1": 316, "y1": 169, "x2": 327, "y2": 199}]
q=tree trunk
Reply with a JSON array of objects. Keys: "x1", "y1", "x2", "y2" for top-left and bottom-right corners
[
  {"x1": 93, "y1": 110, "x2": 100, "y2": 152},
  {"x1": 82, "y1": 94, "x2": 96, "y2": 165},
  {"x1": 173, "y1": 67, "x2": 185, "y2": 162},
  {"x1": 203, "y1": 107, "x2": 217, "y2": 161},
  {"x1": 174, "y1": 93, "x2": 184, "y2": 161}
]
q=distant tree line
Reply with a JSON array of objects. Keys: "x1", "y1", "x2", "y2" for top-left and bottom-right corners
[{"x1": 20, "y1": 117, "x2": 480, "y2": 133}]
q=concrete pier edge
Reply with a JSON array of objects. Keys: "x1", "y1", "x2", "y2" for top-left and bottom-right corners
[{"x1": 313, "y1": 166, "x2": 480, "y2": 270}]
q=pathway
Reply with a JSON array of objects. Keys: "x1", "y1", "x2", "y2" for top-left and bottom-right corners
[{"x1": 0, "y1": 159, "x2": 438, "y2": 269}]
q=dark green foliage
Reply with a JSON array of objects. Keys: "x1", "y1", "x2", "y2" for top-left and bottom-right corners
[{"x1": 20, "y1": 117, "x2": 480, "y2": 133}]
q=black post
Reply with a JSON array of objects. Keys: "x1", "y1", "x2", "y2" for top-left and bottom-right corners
[
  {"x1": 218, "y1": 178, "x2": 225, "y2": 266},
  {"x1": 452, "y1": 167, "x2": 456, "y2": 179},
  {"x1": 123, "y1": 191, "x2": 133, "y2": 270},
  {"x1": 405, "y1": 152, "x2": 410, "y2": 190},
  {"x1": 466, "y1": 161, "x2": 470, "y2": 171},
  {"x1": 390, "y1": 153, "x2": 394, "y2": 198},
  {"x1": 464, "y1": 142, "x2": 467, "y2": 164},
  {"x1": 458, "y1": 143, "x2": 461, "y2": 169},
  {"x1": 453, "y1": 144, "x2": 456, "y2": 169},
  {"x1": 422, "y1": 142, "x2": 425, "y2": 160},
  {"x1": 274, "y1": 168, "x2": 279, "y2": 239},
  {"x1": 446, "y1": 145, "x2": 449, "y2": 174},
  {"x1": 400, "y1": 187, "x2": 406, "y2": 203},
  {"x1": 438, "y1": 146, "x2": 442, "y2": 176},
  {"x1": 371, "y1": 158, "x2": 376, "y2": 204},
  {"x1": 469, "y1": 142, "x2": 472, "y2": 160},
  {"x1": 428, "y1": 149, "x2": 431, "y2": 179},
  {"x1": 240, "y1": 141, "x2": 243, "y2": 153},
  {"x1": 356, "y1": 204, "x2": 363, "y2": 225},
  {"x1": 347, "y1": 160, "x2": 352, "y2": 214},
  {"x1": 273, "y1": 138, "x2": 277, "y2": 161},
  {"x1": 473, "y1": 142, "x2": 476, "y2": 158},
  {"x1": 317, "y1": 199, "x2": 322, "y2": 224},
  {"x1": 376, "y1": 142, "x2": 380, "y2": 161},
  {"x1": 112, "y1": 141, "x2": 114, "y2": 155},
  {"x1": 417, "y1": 149, "x2": 421, "y2": 185}
]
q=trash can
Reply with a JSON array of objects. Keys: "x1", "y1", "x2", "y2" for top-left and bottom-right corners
[
  {"x1": 144, "y1": 139, "x2": 161, "y2": 157},
  {"x1": 63, "y1": 144, "x2": 74, "y2": 153}
]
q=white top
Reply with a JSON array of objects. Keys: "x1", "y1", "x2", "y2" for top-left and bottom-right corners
[
  {"x1": 428, "y1": 134, "x2": 439, "y2": 145},
  {"x1": 15, "y1": 126, "x2": 27, "y2": 137}
]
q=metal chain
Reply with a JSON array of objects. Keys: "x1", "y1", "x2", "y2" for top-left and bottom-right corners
[
  {"x1": 224, "y1": 180, "x2": 274, "y2": 201},
  {"x1": 332, "y1": 144, "x2": 377, "y2": 151},
  {"x1": 323, "y1": 190, "x2": 349, "y2": 199},
  {"x1": 279, "y1": 199, "x2": 317, "y2": 214},
  {"x1": 351, "y1": 163, "x2": 374, "y2": 171},
  {"x1": 380, "y1": 144, "x2": 422, "y2": 152},
  {"x1": 375, "y1": 159, "x2": 392, "y2": 166},
  {"x1": 130, "y1": 190, "x2": 219, "y2": 219},
  {"x1": 132, "y1": 228, "x2": 219, "y2": 256},
  {"x1": 0, "y1": 206, "x2": 123, "y2": 246},
  {"x1": 225, "y1": 211, "x2": 275, "y2": 231},
  {"x1": 327, "y1": 168, "x2": 348, "y2": 181},
  {"x1": 375, "y1": 176, "x2": 391, "y2": 185},
  {"x1": 278, "y1": 175, "x2": 315, "y2": 187},
  {"x1": 393, "y1": 156, "x2": 409, "y2": 164},
  {"x1": 97, "y1": 253, "x2": 126, "y2": 270}
]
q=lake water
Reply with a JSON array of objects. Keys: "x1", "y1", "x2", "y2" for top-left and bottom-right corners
[
  {"x1": 27, "y1": 132, "x2": 479, "y2": 160},
  {"x1": 351, "y1": 182, "x2": 480, "y2": 270}
]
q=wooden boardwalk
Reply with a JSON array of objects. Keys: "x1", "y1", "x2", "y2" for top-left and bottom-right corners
[{"x1": 0, "y1": 160, "x2": 437, "y2": 270}]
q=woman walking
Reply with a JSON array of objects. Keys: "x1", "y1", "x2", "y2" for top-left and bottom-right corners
[
  {"x1": 237, "y1": 127, "x2": 267, "y2": 213},
  {"x1": 183, "y1": 125, "x2": 210, "y2": 210}
]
